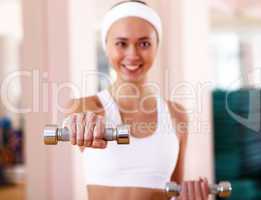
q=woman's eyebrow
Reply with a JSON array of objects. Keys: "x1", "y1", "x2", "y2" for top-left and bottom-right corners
[
  {"x1": 138, "y1": 37, "x2": 151, "y2": 40},
  {"x1": 114, "y1": 37, "x2": 128, "y2": 40}
]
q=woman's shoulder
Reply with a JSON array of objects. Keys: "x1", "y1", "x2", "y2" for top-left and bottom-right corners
[
  {"x1": 66, "y1": 95, "x2": 103, "y2": 115},
  {"x1": 166, "y1": 100, "x2": 188, "y2": 124},
  {"x1": 165, "y1": 99, "x2": 188, "y2": 143}
]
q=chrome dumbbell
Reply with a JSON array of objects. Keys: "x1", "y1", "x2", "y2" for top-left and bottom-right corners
[
  {"x1": 43, "y1": 124, "x2": 130, "y2": 145},
  {"x1": 165, "y1": 181, "x2": 232, "y2": 198}
]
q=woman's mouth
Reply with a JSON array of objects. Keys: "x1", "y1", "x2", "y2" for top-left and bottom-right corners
[
  {"x1": 119, "y1": 64, "x2": 145, "y2": 81},
  {"x1": 121, "y1": 64, "x2": 143, "y2": 73}
]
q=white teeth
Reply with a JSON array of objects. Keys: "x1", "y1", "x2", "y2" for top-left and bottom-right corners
[{"x1": 124, "y1": 65, "x2": 141, "y2": 71}]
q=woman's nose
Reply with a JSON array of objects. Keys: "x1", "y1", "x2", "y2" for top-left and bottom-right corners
[{"x1": 125, "y1": 45, "x2": 140, "y2": 58}]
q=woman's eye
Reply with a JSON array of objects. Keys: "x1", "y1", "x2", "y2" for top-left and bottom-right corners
[
  {"x1": 139, "y1": 41, "x2": 151, "y2": 48},
  {"x1": 115, "y1": 41, "x2": 127, "y2": 48}
]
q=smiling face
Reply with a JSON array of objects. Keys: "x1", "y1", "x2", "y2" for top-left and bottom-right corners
[{"x1": 105, "y1": 17, "x2": 158, "y2": 83}]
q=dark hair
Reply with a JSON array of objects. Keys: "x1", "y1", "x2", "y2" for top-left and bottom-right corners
[{"x1": 111, "y1": 0, "x2": 148, "y2": 9}]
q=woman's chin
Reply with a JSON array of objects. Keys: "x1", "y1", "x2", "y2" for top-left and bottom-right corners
[{"x1": 119, "y1": 67, "x2": 144, "y2": 82}]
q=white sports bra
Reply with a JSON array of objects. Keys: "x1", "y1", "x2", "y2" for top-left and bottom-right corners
[{"x1": 83, "y1": 89, "x2": 180, "y2": 189}]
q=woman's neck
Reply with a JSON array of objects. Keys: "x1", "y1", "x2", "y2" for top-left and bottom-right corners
[{"x1": 108, "y1": 79, "x2": 157, "y2": 113}]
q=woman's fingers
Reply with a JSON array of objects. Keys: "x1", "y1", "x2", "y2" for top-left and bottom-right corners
[
  {"x1": 179, "y1": 178, "x2": 209, "y2": 200},
  {"x1": 200, "y1": 177, "x2": 209, "y2": 199},
  {"x1": 179, "y1": 182, "x2": 188, "y2": 200},
  {"x1": 84, "y1": 112, "x2": 96, "y2": 147},
  {"x1": 70, "y1": 114, "x2": 77, "y2": 145},
  {"x1": 68, "y1": 112, "x2": 107, "y2": 149},
  {"x1": 187, "y1": 181, "x2": 195, "y2": 200},
  {"x1": 194, "y1": 180, "x2": 203, "y2": 200},
  {"x1": 92, "y1": 116, "x2": 107, "y2": 148},
  {"x1": 76, "y1": 113, "x2": 85, "y2": 146}
]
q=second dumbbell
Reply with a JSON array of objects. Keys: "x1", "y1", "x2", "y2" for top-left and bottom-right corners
[{"x1": 165, "y1": 181, "x2": 232, "y2": 198}]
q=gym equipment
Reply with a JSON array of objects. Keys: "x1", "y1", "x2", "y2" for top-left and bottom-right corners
[
  {"x1": 165, "y1": 181, "x2": 232, "y2": 198},
  {"x1": 213, "y1": 89, "x2": 261, "y2": 200},
  {"x1": 43, "y1": 124, "x2": 130, "y2": 145}
]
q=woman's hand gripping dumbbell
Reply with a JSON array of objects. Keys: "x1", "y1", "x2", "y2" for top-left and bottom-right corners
[
  {"x1": 165, "y1": 178, "x2": 232, "y2": 199},
  {"x1": 43, "y1": 112, "x2": 130, "y2": 148}
]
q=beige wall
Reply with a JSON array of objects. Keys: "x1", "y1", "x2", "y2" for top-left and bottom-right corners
[{"x1": 22, "y1": 0, "x2": 73, "y2": 199}]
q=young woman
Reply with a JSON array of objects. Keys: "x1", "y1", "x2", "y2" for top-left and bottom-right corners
[{"x1": 66, "y1": 1, "x2": 209, "y2": 199}]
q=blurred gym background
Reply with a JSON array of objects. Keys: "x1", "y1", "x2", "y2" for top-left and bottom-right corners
[{"x1": 0, "y1": 0, "x2": 260, "y2": 200}]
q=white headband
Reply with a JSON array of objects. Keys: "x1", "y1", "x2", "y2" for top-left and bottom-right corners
[{"x1": 100, "y1": 2, "x2": 162, "y2": 50}]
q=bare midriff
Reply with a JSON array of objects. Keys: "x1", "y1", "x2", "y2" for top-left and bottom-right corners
[{"x1": 87, "y1": 185, "x2": 169, "y2": 200}]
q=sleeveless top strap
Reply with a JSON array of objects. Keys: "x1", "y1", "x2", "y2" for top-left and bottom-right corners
[
  {"x1": 157, "y1": 96, "x2": 175, "y2": 134},
  {"x1": 96, "y1": 89, "x2": 122, "y2": 127}
]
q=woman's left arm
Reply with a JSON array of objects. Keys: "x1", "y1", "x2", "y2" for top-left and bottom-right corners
[{"x1": 167, "y1": 101, "x2": 209, "y2": 200}]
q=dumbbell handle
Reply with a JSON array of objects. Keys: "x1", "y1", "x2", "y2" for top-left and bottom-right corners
[
  {"x1": 165, "y1": 181, "x2": 232, "y2": 198},
  {"x1": 43, "y1": 124, "x2": 130, "y2": 145}
]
